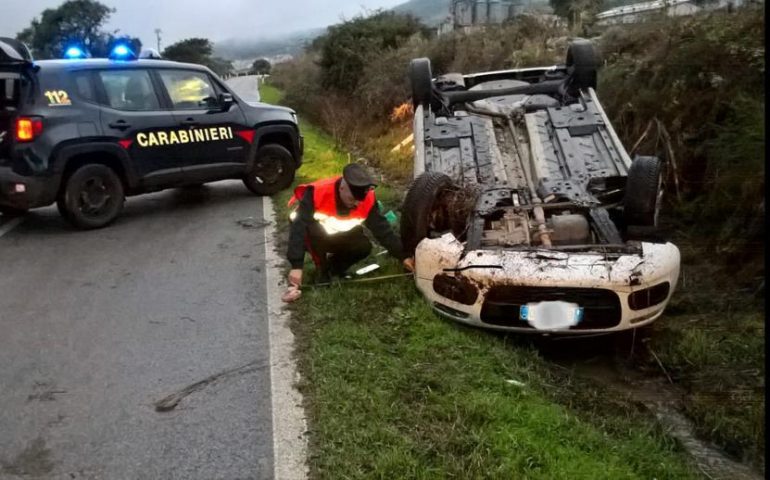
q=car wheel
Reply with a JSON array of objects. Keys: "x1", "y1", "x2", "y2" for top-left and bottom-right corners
[
  {"x1": 401, "y1": 171, "x2": 456, "y2": 255},
  {"x1": 0, "y1": 206, "x2": 27, "y2": 217},
  {"x1": 409, "y1": 58, "x2": 433, "y2": 107},
  {"x1": 566, "y1": 38, "x2": 598, "y2": 94},
  {"x1": 243, "y1": 144, "x2": 295, "y2": 196},
  {"x1": 57, "y1": 164, "x2": 125, "y2": 229},
  {"x1": 624, "y1": 155, "x2": 664, "y2": 228}
]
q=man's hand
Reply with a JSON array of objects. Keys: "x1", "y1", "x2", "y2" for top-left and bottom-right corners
[
  {"x1": 288, "y1": 268, "x2": 303, "y2": 287},
  {"x1": 282, "y1": 269, "x2": 304, "y2": 303},
  {"x1": 402, "y1": 257, "x2": 415, "y2": 272}
]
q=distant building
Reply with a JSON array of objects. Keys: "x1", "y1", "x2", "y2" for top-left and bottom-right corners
[
  {"x1": 438, "y1": 0, "x2": 528, "y2": 34},
  {"x1": 596, "y1": 0, "x2": 745, "y2": 25}
]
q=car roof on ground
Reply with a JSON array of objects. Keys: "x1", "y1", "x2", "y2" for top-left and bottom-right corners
[{"x1": 34, "y1": 58, "x2": 209, "y2": 72}]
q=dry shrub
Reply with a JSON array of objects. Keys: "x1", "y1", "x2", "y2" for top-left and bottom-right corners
[
  {"x1": 271, "y1": 53, "x2": 323, "y2": 122},
  {"x1": 597, "y1": 8, "x2": 764, "y2": 260},
  {"x1": 355, "y1": 34, "x2": 428, "y2": 121}
]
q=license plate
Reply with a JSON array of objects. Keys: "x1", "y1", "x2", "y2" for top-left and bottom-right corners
[{"x1": 520, "y1": 301, "x2": 584, "y2": 330}]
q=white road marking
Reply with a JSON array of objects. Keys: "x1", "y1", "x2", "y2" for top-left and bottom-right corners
[
  {"x1": 264, "y1": 196, "x2": 308, "y2": 480},
  {"x1": 0, "y1": 216, "x2": 23, "y2": 238}
]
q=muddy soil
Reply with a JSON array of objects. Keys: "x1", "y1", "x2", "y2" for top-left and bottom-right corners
[{"x1": 531, "y1": 332, "x2": 763, "y2": 480}]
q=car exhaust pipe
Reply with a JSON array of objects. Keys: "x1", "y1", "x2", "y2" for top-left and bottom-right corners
[{"x1": 533, "y1": 206, "x2": 552, "y2": 247}]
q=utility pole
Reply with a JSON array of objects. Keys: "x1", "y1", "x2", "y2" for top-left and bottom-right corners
[{"x1": 154, "y1": 28, "x2": 162, "y2": 52}]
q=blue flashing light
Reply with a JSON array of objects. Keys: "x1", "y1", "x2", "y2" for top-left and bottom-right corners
[
  {"x1": 64, "y1": 46, "x2": 86, "y2": 59},
  {"x1": 109, "y1": 44, "x2": 135, "y2": 60}
]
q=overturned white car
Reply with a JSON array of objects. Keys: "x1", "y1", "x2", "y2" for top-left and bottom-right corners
[{"x1": 401, "y1": 39, "x2": 680, "y2": 334}]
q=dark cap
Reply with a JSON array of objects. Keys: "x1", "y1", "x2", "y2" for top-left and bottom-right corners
[{"x1": 343, "y1": 163, "x2": 376, "y2": 200}]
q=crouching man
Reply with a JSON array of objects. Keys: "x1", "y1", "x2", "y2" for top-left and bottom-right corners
[{"x1": 283, "y1": 164, "x2": 414, "y2": 301}]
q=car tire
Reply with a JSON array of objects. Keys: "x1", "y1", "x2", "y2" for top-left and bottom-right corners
[
  {"x1": 243, "y1": 144, "x2": 295, "y2": 196},
  {"x1": 566, "y1": 38, "x2": 598, "y2": 94},
  {"x1": 0, "y1": 206, "x2": 27, "y2": 217},
  {"x1": 57, "y1": 164, "x2": 125, "y2": 229},
  {"x1": 409, "y1": 58, "x2": 433, "y2": 107},
  {"x1": 401, "y1": 171, "x2": 455, "y2": 255},
  {"x1": 624, "y1": 155, "x2": 664, "y2": 228}
]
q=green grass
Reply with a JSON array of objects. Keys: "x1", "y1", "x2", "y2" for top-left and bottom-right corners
[
  {"x1": 293, "y1": 284, "x2": 699, "y2": 479},
  {"x1": 645, "y1": 249, "x2": 765, "y2": 464},
  {"x1": 261, "y1": 83, "x2": 701, "y2": 479},
  {"x1": 259, "y1": 83, "x2": 283, "y2": 105}
]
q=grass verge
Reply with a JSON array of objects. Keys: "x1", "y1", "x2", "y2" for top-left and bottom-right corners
[
  {"x1": 262, "y1": 83, "x2": 700, "y2": 479},
  {"x1": 644, "y1": 236, "x2": 765, "y2": 466}
]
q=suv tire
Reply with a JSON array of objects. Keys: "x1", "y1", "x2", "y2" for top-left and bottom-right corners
[
  {"x1": 401, "y1": 171, "x2": 455, "y2": 255},
  {"x1": 409, "y1": 58, "x2": 433, "y2": 107},
  {"x1": 566, "y1": 39, "x2": 598, "y2": 94},
  {"x1": 57, "y1": 164, "x2": 125, "y2": 229},
  {"x1": 243, "y1": 144, "x2": 295, "y2": 196},
  {"x1": 624, "y1": 155, "x2": 664, "y2": 228}
]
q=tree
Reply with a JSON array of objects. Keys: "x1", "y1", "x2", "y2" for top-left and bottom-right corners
[
  {"x1": 162, "y1": 38, "x2": 233, "y2": 76},
  {"x1": 15, "y1": 0, "x2": 141, "y2": 59},
  {"x1": 205, "y1": 57, "x2": 234, "y2": 77},
  {"x1": 162, "y1": 37, "x2": 212, "y2": 64},
  {"x1": 314, "y1": 11, "x2": 431, "y2": 92},
  {"x1": 250, "y1": 58, "x2": 272, "y2": 75}
]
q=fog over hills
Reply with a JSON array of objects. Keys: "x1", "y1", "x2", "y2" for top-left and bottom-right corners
[{"x1": 213, "y1": 28, "x2": 326, "y2": 61}]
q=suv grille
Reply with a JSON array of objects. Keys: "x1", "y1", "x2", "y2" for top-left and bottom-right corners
[{"x1": 480, "y1": 286, "x2": 621, "y2": 329}]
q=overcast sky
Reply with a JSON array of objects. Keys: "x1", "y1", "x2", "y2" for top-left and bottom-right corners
[{"x1": 2, "y1": 0, "x2": 407, "y2": 50}]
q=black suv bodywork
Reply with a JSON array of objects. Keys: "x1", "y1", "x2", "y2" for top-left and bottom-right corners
[{"x1": 0, "y1": 39, "x2": 302, "y2": 228}]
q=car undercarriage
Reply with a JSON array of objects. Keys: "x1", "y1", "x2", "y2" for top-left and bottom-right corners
[{"x1": 401, "y1": 39, "x2": 680, "y2": 334}]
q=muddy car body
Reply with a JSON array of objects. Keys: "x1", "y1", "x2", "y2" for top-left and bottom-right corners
[{"x1": 402, "y1": 39, "x2": 680, "y2": 334}]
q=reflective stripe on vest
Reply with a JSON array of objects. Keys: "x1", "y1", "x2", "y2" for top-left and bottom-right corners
[{"x1": 288, "y1": 176, "x2": 375, "y2": 235}]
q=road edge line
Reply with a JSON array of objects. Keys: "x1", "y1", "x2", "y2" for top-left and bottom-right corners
[
  {"x1": 0, "y1": 216, "x2": 24, "y2": 238},
  {"x1": 263, "y1": 196, "x2": 308, "y2": 480}
]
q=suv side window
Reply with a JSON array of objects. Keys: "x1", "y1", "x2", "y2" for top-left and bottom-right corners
[
  {"x1": 158, "y1": 70, "x2": 217, "y2": 110},
  {"x1": 98, "y1": 69, "x2": 160, "y2": 111},
  {"x1": 72, "y1": 72, "x2": 96, "y2": 103}
]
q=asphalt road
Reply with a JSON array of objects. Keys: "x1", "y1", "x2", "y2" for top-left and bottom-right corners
[
  {"x1": 226, "y1": 76, "x2": 262, "y2": 104},
  {"x1": 0, "y1": 182, "x2": 274, "y2": 479}
]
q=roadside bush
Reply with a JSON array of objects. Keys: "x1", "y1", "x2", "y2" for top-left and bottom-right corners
[
  {"x1": 270, "y1": 53, "x2": 323, "y2": 122},
  {"x1": 315, "y1": 11, "x2": 431, "y2": 92},
  {"x1": 597, "y1": 8, "x2": 764, "y2": 259}
]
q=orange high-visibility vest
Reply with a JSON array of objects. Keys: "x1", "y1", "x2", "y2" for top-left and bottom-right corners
[{"x1": 288, "y1": 176, "x2": 376, "y2": 235}]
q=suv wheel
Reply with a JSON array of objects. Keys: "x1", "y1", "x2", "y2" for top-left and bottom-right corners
[
  {"x1": 57, "y1": 164, "x2": 125, "y2": 229},
  {"x1": 243, "y1": 144, "x2": 295, "y2": 196},
  {"x1": 624, "y1": 155, "x2": 664, "y2": 228},
  {"x1": 401, "y1": 172, "x2": 457, "y2": 255}
]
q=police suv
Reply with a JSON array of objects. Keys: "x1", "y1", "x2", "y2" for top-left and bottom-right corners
[{"x1": 0, "y1": 39, "x2": 302, "y2": 228}]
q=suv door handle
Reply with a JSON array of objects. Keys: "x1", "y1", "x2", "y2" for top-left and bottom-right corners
[
  {"x1": 108, "y1": 120, "x2": 131, "y2": 130},
  {"x1": 181, "y1": 118, "x2": 199, "y2": 126}
]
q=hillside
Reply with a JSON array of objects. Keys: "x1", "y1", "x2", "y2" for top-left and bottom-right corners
[{"x1": 213, "y1": 28, "x2": 325, "y2": 61}]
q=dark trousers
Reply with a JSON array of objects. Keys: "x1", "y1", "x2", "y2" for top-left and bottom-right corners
[{"x1": 307, "y1": 224, "x2": 372, "y2": 276}]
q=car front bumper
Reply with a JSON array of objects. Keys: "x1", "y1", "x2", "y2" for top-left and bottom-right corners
[{"x1": 414, "y1": 233, "x2": 681, "y2": 334}]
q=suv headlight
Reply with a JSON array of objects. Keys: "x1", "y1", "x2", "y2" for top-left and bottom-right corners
[{"x1": 291, "y1": 112, "x2": 298, "y2": 124}]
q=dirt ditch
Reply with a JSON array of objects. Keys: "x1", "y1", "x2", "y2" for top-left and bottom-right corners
[{"x1": 531, "y1": 333, "x2": 763, "y2": 480}]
